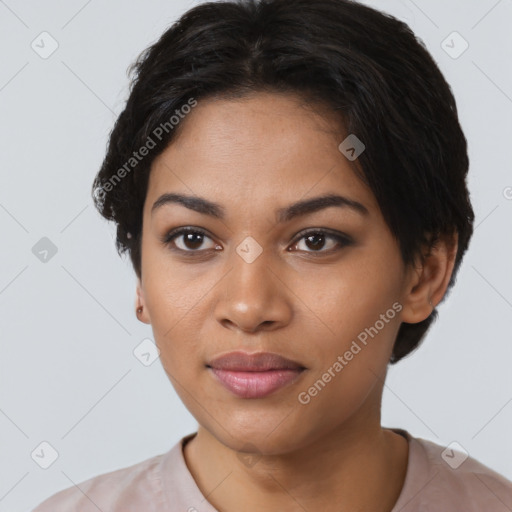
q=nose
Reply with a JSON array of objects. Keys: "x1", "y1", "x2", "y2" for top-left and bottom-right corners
[{"x1": 214, "y1": 247, "x2": 293, "y2": 334}]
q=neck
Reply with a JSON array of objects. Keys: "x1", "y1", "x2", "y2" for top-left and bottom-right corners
[{"x1": 183, "y1": 415, "x2": 409, "y2": 512}]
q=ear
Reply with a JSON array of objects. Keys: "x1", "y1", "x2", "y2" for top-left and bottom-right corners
[
  {"x1": 135, "y1": 276, "x2": 151, "y2": 324},
  {"x1": 400, "y1": 232, "x2": 458, "y2": 324}
]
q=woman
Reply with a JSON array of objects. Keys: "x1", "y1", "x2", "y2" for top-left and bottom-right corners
[{"x1": 32, "y1": 0, "x2": 512, "y2": 510}]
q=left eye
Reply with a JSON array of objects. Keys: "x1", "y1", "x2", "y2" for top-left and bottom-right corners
[{"x1": 290, "y1": 230, "x2": 352, "y2": 254}]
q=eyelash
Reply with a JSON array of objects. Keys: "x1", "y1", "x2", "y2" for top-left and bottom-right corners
[{"x1": 160, "y1": 226, "x2": 353, "y2": 257}]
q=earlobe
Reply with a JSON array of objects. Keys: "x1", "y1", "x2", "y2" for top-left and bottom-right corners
[
  {"x1": 400, "y1": 232, "x2": 458, "y2": 324},
  {"x1": 135, "y1": 277, "x2": 151, "y2": 324}
]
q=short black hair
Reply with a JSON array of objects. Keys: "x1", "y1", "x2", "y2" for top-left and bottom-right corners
[{"x1": 92, "y1": 0, "x2": 474, "y2": 364}]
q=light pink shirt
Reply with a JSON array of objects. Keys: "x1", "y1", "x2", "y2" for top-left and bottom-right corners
[{"x1": 32, "y1": 429, "x2": 512, "y2": 511}]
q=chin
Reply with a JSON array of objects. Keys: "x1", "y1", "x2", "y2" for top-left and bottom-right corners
[{"x1": 202, "y1": 416, "x2": 316, "y2": 457}]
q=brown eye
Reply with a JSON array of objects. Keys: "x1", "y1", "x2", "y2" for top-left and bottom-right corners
[
  {"x1": 302, "y1": 232, "x2": 331, "y2": 251},
  {"x1": 162, "y1": 227, "x2": 218, "y2": 253},
  {"x1": 291, "y1": 229, "x2": 353, "y2": 254}
]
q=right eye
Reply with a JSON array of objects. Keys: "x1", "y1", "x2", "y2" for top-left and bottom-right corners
[{"x1": 161, "y1": 226, "x2": 221, "y2": 255}]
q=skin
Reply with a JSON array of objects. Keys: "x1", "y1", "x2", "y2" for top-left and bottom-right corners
[{"x1": 135, "y1": 91, "x2": 458, "y2": 512}]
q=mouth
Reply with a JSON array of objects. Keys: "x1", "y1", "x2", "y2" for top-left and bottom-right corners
[{"x1": 206, "y1": 351, "x2": 306, "y2": 399}]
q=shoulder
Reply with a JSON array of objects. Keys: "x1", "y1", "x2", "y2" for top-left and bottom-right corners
[
  {"x1": 397, "y1": 431, "x2": 512, "y2": 511},
  {"x1": 31, "y1": 451, "x2": 167, "y2": 512}
]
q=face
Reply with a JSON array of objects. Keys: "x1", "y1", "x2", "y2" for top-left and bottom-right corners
[{"x1": 136, "y1": 92, "x2": 421, "y2": 455}]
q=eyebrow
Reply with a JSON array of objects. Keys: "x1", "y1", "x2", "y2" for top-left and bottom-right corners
[{"x1": 151, "y1": 192, "x2": 369, "y2": 222}]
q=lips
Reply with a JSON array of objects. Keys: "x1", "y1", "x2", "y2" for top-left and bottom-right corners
[
  {"x1": 207, "y1": 351, "x2": 305, "y2": 372},
  {"x1": 206, "y1": 351, "x2": 306, "y2": 399}
]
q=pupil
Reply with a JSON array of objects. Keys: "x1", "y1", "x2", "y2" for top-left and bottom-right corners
[
  {"x1": 185, "y1": 233, "x2": 203, "y2": 249},
  {"x1": 306, "y1": 233, "x2": 324, "y2": 250}
]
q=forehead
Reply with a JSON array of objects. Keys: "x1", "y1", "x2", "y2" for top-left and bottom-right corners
[{"x1": 145, "y1": 92, "x2": 378, "y2": 217}]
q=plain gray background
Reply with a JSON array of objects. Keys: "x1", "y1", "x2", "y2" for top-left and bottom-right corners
[{"x1": 0, "y1": 0, "x2": 511, "y2": 510}]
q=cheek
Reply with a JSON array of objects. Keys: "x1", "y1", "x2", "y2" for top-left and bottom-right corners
[
  {"x1": 142, "y1": 241, "x2": 208, "y2": 326},
  {"x1": 141, "y1": 268, "x2": 206, "y2": 373},
  {"x1": 298, "y1": 255, "x2": 403, "y2": 348},
  {"x1": 295, "y1": 270, "x2": 399, "y2": 425}
]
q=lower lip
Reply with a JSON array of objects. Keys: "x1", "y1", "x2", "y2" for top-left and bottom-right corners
[{"x1": 209, "y1": 368, "x2": 305, "y2": 398}]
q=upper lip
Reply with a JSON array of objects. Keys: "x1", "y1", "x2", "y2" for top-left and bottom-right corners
[{"x1": 207, "y1": 351, "x2": 306, "y2": 372}]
